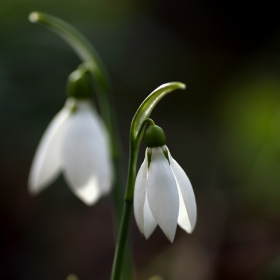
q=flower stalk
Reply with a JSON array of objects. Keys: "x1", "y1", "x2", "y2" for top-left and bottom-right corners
[
  {"x1": 111, "y1": 82, "x2": 186, "y2": 280},
  {"x1": 29, "y1": 12, "x2": 130, "y2": 278}
]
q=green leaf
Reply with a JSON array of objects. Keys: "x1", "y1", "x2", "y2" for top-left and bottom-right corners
[{"x1": 131, "y1": 82, "x2": 186, "y2": 143}]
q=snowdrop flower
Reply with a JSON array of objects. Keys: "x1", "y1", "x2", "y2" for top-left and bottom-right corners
[
  {"x1": 28, "y1": 68, "x2": 113, "y2": 205},
  {"x1": 134, "y1": 125, "x2": 196, "y2": 242}
]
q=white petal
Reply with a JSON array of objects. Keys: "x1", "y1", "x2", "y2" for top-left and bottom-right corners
[
  {"x1": 62, "y1": 100, "x2": 113, "y2": 205},
  {"x1": 133, "y1": 153, "x2": 148, "y2": 235},
  {"x1": 147, "y1": 147, "x2": 179, "y2": 242},
  {"x1": 143, "y1": 192, "x2": 157, "y2": 239},
  {"x1": 28, "y1": 106, "x2": 70, "y2": 194},
  {"x1": 177, "y1": 185, "x2": 192, "y2": 233},
  {"x1": 169, "y1": 150, "x2": 197, "y2": 233},
  {"x1": 68, "y1": 177, "x2": 101, "y2": 205},
  {"x1": 134, "y1": 149, "x2": 157, "y2": 238}
]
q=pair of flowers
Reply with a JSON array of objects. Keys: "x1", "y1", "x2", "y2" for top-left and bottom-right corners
[{"x1": 29, "y1": 83, "x2": 197, "y2": 241}]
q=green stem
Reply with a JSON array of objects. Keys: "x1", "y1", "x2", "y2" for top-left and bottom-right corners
[
  {"x1": 111, "y1": 201, "x2": 133, "y2": 280},
  {"x1": 111, "y1": 133, "x2": 139, "y2": 280},
  {"x1": 145, "y1": 118, "x2": 155, "y2": 126}
]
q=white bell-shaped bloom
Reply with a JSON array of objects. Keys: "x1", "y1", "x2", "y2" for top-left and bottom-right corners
[
  {"x1": 28, "y1": 98, "x2": 113, "y2": 205},
  {"x1": 134, "y1": 145, "x2": 196, "y2": 242}
]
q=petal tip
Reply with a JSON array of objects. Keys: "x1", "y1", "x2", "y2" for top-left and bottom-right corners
[
  {"x1": 74, "y1": 191, "x2": 101, "y2": 206},
  {"x1": 28, "y1": 186, "x2": 38, "y2": 196},
  {"x1": 65, "y1": 176, "x2": 103, "y2": 206},
  {"x1": 166, "y1": 233, "x2": 175, "y2": 243},
  {"x1": 144, "y1": 230, "x2": 153, "y2": 240},
  {"x1": 27, "y1": 179, "x2": 44, "y2": 196},
  {"x1": 80, "y1": 199, "x2": 98, "y2": 206}
]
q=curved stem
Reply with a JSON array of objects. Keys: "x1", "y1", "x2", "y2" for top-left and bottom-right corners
[{"x1": 144, "y1": 118, "x2": 155, "y2": 126}]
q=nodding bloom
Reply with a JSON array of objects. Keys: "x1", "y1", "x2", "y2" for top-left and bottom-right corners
[
  {"x1": 134, "y1": 125, "x2": 197, "y2": 242},
  {"x1": 28, "y1": 69, "x2": 113, "y2": 205}
]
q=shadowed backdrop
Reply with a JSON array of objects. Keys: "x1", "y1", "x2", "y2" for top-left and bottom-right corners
[{"x1": 1, "y1": 0, "x2": 280, "y2": 279}]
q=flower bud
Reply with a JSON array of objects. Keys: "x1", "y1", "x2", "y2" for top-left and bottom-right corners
[
  {"x1": 145, "y1": 125, "x2": 166, "y2": 148},
  {"x1": 66, "y1": 68, "x2": 92, "y2": 99}
]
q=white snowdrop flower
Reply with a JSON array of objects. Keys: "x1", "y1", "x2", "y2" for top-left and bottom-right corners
[
  {"x1": 28, "y1": 68, "x2": 113, "y2": 205},
  {"x1": 134, "y1": 125, "x2": 196, "y2": 242}
]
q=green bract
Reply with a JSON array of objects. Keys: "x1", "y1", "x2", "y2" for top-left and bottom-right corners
[
  {"x1": 67, "y1": 69, "x2": 92, "y2": 99},
  {"x1": 145, "y1": 125, "x2": 166, "y2": 148},
  {"x1": 131, "y1": 82, "x2": 186, "y2": 146}
]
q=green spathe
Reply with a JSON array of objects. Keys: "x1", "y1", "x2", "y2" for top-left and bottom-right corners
[
  {"x1": 67, "y1": 68, "x2": 92, "y2": 99},
  {"x1": 145, "y1": 125, "x2": 166, "y2": 148}
]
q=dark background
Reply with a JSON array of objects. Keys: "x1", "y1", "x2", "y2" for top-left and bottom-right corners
[{"x1": 1, "y1": 1, "x2": 280, "y2": 279}]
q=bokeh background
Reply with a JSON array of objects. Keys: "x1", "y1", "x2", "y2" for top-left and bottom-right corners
[{"x1": 1, "y1": 1, "x2": 280, "y2": 279}]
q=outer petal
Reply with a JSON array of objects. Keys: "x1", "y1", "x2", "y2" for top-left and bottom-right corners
[
  {"x1": 133, "y1": 149, "x2": 157, "y2": 239},
  {"x1": 28, "y1": 106, "x2": 70, "y2": 194},
  {"x1": 167, "y1": 147, "x2": 197, "y2": 233},
  {"x1": 62, "y1": 100, "x2": 113, "y2": 205},
  {"x1": 143, "y1": 192, "x2": 157, "y2": 239},
  {"x1": 147, "y1": 147, "x2": 179, "y2": 242}
]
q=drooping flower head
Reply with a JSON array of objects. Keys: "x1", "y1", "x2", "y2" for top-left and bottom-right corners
[
  {"x1": 134, "y1": 124, "x2": 196, "y2": 242},
  {"x1": 28, "y1": 68, "x2": 113, "y2": 205}
]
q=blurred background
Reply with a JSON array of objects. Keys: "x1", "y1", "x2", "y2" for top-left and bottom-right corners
[{"x1": 1, "y1": 0, "x2": 280, "y2": 279}]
